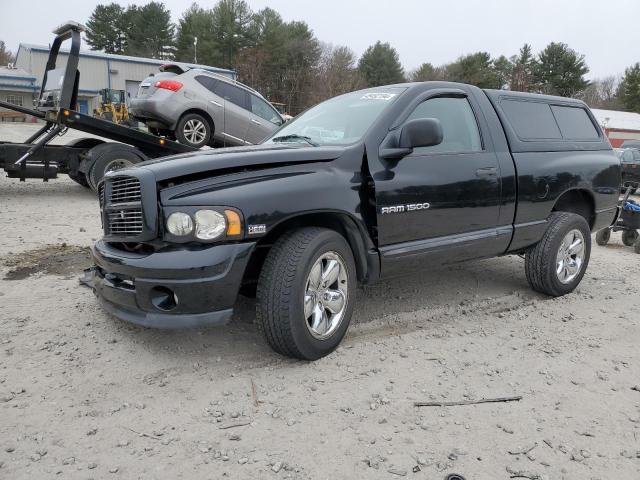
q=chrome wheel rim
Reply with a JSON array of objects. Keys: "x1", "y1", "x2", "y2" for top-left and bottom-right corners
[
  {"x1": 104, "y1": 158, "x2": 134, "y2": 173},
  {"x1": 183, "y1": 119, "x2": 207, "y2": 144},
  {"x1": 556, "y1": 229, "x2": 585, "y2": 284},
  {"x1": 304, "y1": 251, "x2": 348, "y2": 340}
]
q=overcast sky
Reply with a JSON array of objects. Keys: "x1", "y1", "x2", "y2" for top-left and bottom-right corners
[{"x1": 3, "y1": 0, "x2": 639, "y2": 79}]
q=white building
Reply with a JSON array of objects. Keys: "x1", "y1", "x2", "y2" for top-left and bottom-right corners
[{"x1": 591, "y1": 108, "x2": 640, "y2": 148}]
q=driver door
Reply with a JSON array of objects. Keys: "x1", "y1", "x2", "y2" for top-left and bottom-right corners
[{"x1": 372, "y1": 91, "x2": 507, "y2": 271}]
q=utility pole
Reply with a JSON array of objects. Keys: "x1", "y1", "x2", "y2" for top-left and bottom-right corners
[{"x1": 194, "y1": 36, "x2": 198, "y2": 64}]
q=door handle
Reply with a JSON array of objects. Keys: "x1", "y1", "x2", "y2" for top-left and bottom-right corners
[
  {"x1": 209, "y1": 100, "x2": 223, "y2": 107},
  {"x1": 251, "y1": 119, "x2": 262, "y2": 125},
  {"x1": 476, "y1": 166, "x2": 497, "y2": 177}
]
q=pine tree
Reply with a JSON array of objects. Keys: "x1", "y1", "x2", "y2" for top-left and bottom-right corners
[
  {"x1": 533, "y1": 42, "x2": 589, "y2": 97},
  {"x1": 358, "y1": 41, "x2": 405, "y2": 87},
  {"x1": 510, "y1": 44, "x2": 535, "y2": 92},
  {"x1": 85, "y1": 3, "x2": 127, "y2": 54},
  {"x1": 617, "y1": 63, "x2": 640, "y2": 113},
  {"x1": 125, "y1": 2, "x2": 175, "y2": 60}
]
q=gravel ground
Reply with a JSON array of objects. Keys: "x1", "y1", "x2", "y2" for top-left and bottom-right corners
[{"x1": 1, "y1": 124, "x2": 640, "y2": 479}]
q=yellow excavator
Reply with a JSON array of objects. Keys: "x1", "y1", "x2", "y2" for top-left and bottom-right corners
[{"x1": 93, "y1": 89, "x2": 130, "y2": 125}]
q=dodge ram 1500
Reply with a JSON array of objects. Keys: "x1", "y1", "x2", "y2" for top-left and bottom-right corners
[{"x1": 86, "y1": 81, "x2": 621, "y2": 360}]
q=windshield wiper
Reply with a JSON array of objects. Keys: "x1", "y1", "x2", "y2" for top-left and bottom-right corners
[{"x1": 271, "y1": 134, "x2": 319, "y2": 147}]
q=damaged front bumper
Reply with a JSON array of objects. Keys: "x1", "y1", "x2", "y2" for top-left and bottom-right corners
[{"x1": 83, "y1": 240, "x2": 256, "y2": 329}]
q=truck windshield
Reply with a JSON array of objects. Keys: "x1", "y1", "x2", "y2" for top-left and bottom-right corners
[{"x1": 265, "y1": 87, "x2": 407, "y2": 146}]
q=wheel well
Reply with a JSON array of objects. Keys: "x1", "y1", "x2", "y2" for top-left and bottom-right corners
[
  {"x1": 179, "y1": 109, "x2": 215, "y2": 135},
  {"x1": 240, "y1": 213, "x2": 369, "y2": 296},
  {"x1": 66, "y1": 138, "x2": 105, "y2": 150},
  {"x1": 552, "y1": 189, "x2": 595, "y2": 228}
]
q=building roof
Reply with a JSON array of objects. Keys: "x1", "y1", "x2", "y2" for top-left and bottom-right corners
[
  {"x1": 16, "y1": 43, "x2": 236, "y2": 77},
  {"x1": 0, "y1": 66, "x2": 36, "y2": 80},
  {"x1": 591, "y1": 108, "x2": 640, "y2": 132}
]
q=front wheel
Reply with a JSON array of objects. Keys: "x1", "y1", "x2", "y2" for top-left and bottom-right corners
[
  {"x1": 256, "y1": 227, "x2": 356, "y2": 360},
  {"x1": 525, "y1": 212, "x2": 591, "y2": 297}
]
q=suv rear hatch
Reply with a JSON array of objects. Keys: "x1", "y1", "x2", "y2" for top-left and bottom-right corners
[{"x1": 135, "y1": 64, "x2": 190, "y2": 99}]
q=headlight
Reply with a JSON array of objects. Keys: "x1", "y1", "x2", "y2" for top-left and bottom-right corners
[
  {"x1": 166, "y1": 212, "x2": 194, "y2": 236},
  {"x1": 195, "y1": 210, "x2": 226, "y2": 240}
]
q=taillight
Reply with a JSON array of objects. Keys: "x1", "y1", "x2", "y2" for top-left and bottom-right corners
[{"x1": 154, "y1": 80, "x2": 183, "y2": 92}]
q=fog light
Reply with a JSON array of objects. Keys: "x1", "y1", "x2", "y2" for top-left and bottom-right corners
[{"x1": 150, "y1": 286, "x2": 178, "y2": 311}]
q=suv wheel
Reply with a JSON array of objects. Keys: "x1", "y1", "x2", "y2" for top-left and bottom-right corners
[
  {"x1": 256, "y1": 227, "x2": 356, "y2": 360},
  {"x1": 525, "y1": 212, "x2": 591, "y2": 297},
  {"x1": 176, "y1": 113, "x2": 211, "y2": 148}
]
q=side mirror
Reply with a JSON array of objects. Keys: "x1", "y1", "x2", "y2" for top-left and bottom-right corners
[{"x1": 398, "y1": 118, "x2": 443, "y2": 149}]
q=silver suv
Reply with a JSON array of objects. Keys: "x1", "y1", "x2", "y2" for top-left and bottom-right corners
[{"x1": 130, "y1": 65, "x2": 284, "y2": 148}]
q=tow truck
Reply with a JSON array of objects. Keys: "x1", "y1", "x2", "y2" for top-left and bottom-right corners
[{"x1": 0, "y1": 21, "x2": 195, "y2": 191}]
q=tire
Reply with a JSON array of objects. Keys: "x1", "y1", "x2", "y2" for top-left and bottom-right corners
[
  {"x1": 86, "y1": 143, "x2": 146, "y2": 192},
  {"x1": 175, "y1": 113, "x2": 211, "y2": 148},
  {"x1": 635, "y1": 239, "x2": 640, "y2": 254},
  {"x1": 595, "y1": 228, "x2": 611, "y2": 246},
  {"x1": 622, "y1": 230, "x2": 639, "y2": 247},
  {"x1": 525, "y1": 212, "x2": 591, "y2": 297},
  {"x1": 256, "y1": 227, "x2": 356, "y2": 360},
  {"x1": 67, "y1": 171, "x2": 90, "y2": 188}
]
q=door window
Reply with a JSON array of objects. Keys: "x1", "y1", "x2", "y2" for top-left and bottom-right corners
[
  {"x1": 195, "y1": 75, "x2": 221, "y2": 94},
  {"x1": 406, "y1": 97, "x2": 482, "y2": 154},
  {"x1": 217, "y1": 83, "x2": 249, "y2": 110},
  {"x1": 195, "y1": 76, "x2": 248, "y2": 110},
  {"x1": 251, "y1": 95, "x2": 283, "y2": 125}
]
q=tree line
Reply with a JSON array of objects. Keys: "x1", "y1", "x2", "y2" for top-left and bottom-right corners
[{"x1": 4, "y1": 0, "x2": 640, "y2": 116}]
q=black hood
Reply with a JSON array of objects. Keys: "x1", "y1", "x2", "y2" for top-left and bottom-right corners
[{"x1": 133, "y1": 144, "x2": 346, "y2": 182}]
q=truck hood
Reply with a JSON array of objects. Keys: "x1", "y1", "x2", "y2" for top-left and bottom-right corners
[{"x1": 136, "y1": 144, "x2": 346, "y2": 182}]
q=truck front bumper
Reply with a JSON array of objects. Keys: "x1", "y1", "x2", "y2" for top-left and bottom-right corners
[{"x1": 85, "y1": 240, "x2": 256, "y2": 329}]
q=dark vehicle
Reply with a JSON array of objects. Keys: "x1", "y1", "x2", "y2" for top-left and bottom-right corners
[
  {"x1": 614, "y1": 147, "x2": 640, "y2": 194},
  {"x1": 86, "y1": 82, "x2": 621, "y2": 360},
  {"x1": 0, "y1": 22, "x2": 195, "y2": 192}
]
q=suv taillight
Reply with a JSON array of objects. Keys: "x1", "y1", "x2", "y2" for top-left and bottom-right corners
[{"x1": 154, "y1": 80, "x2": 183, "y2": 92}]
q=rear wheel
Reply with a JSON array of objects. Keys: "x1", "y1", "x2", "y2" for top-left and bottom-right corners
[
  {"x1": 622, "y1": 230, "x2": 639, "y2": 247},
  {"x1": 86, "y1": 143, "x2": 146, "y2": 192},
  {"x1": 525, "y1": 212, "x2": 591, "y2": 297},
  {"x1": 595, "y1": 228, "x2": 611, "y2": 246},
  {"x1": 256, "y1": 227, "x2": 356, "y2": 360},
  {"x1": 175, "y1": 113, "x2": 211, "y2": 148}
]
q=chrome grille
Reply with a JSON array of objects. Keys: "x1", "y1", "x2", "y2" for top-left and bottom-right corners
[
  {"x1": 103, "y1": 175, "x2": 144, "y2": 238},
  {"x1": 98, "y1": 183, "x2": 105, "y2": 209},
  {"x1": 108, "y1": 210, "x2": 144, "y2": 235},
  {"x1": 109, "y1": 177, "x2": 141, "y2": 204}
]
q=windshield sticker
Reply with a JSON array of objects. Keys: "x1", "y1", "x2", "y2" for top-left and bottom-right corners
[{"x1": 360, "y1": 93, "x2": 397, "y2": 101}]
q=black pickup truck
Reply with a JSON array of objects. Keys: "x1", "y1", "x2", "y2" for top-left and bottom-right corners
[{"x1": 86, "y1": 81, "x2": 621, "y2": 360}]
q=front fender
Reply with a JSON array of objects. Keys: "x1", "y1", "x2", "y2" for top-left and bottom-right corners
[{"x1": 159, "y1": 161, "x2": 365, "y2": 241}]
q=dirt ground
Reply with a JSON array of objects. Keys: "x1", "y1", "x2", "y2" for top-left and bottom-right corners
[{"x1": 1, "y1": 124, "x2": 640, "y2": 479}]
